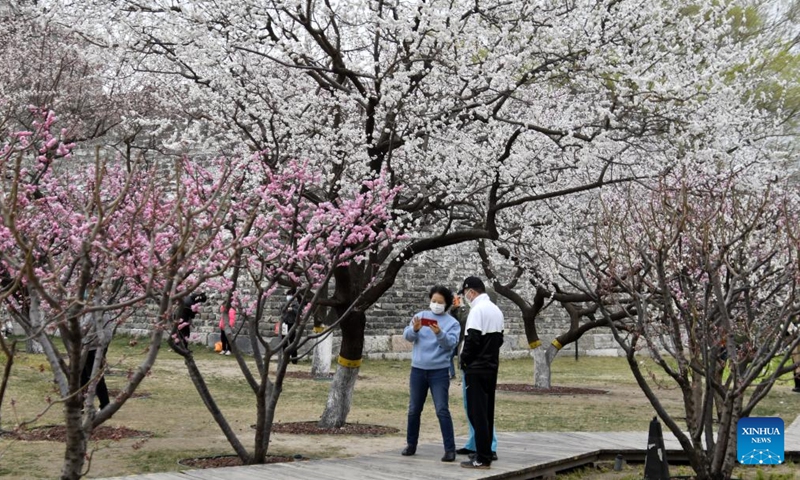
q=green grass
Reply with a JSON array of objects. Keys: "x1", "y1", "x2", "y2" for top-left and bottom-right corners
[{"x1": 1, "y1": 334, "x2": 798, "y2": 479}]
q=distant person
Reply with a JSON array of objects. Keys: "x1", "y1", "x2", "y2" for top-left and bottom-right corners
[
  {"x1": 401, "y1": 285, "x2": 461, "y2": 462},
  {"x1": 177, "y1": 292, "x2": 208, "y2": 349},
  {"x1": 281, "y1": 289, "x2": 301, "y2": 364},
  {"x1": 1, "y1": 319, "x2": 12, "y2": 338},
  {"x1": 81, "y1": 311, "x2": 113, "y2": 410},
  {"x1": 448, "y1": 294, "x2": 466, "y2": 379},
  {"x1": 218, "y1": 303, "x2": 236, "y2": 355},
  {"x1": 458, "y1": 276, "x2": 504, "y2": 470}
]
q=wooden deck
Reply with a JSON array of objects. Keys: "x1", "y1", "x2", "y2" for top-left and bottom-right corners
[{"x1": 101, "y1": 419, "x2": 800, "y2": 480}]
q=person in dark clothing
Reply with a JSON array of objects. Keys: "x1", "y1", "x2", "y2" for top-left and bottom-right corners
[
  {"x1": 448, "y1": 294, "x2": 466, "y2": 379},
  {"x1": 81, "y1": 348, "x2": 110, "y2": 410},
  {"x1": 81, "y1": 311, "x2": 113, "y2": 410},
  {"x1": 458, "y1": 276, "x2": 504, "y2": 470},
  {"x1": 177, "y1": 292, "x2": 208, "y2": 349},
  {"x1": 281, "y1": 290, "x2": 301, "y2": 364}
]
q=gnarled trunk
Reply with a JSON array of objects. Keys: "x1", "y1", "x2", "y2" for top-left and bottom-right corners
[
  {"x1": 319, "y1": 308, "x2": 364, "y2": 428},
  {"x1": 319, "y1": 363, "x2": 360, "y2": 428},
  {"x1": 532, "y1": 344, "x2": 560, "y2": 389},
  {"x1": 319, "y1": 264, "x2": 366, "y2": 428}
]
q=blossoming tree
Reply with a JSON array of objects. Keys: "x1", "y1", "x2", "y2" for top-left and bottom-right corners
[
  {"x1": 572, "y1": 170, "x2": 800, "y2": 479},
  {"x1": 43, "y1": 0, "x2": 797, "y2": 428},
  {"x1": 0, "y1": 108, "x2": 240, "y2": 480},
  {"x1": 171, "y1": 156, "x2": 401, "y2": 464}
]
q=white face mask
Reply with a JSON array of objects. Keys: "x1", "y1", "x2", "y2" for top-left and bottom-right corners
[
  {"x1": 463, "y1": 292, "x2": 472, "y2": 307},
  {"x1": 286, "y1": 295, "x2": 293, "y2": 301},
  {"x1": 429, "y1": 302, "x2": 445, "y2": 315}
]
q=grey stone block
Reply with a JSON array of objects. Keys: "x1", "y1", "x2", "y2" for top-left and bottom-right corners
[
  {"x1": 592, "y1": 334, "x2": 617, "y2": 349},
  {"x1": 363, "y1": 335, "x2": 390, "y2": 353},
  {"x1": 585, "y1": 348, "x2": 624, "y2": 357},
  {"x1": 391, "y1": 334, "x2": 413, "y2": 352}
]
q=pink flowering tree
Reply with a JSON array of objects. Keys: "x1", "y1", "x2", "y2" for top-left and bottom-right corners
[
  {"x1": 48, "y1": 0, "x2": 798, "y2": 428},
  {"x1": 572, "y1": 170, "x2": 800, "y2": 479},
  {"x1": 173, "y1": 155, "x2": 400, "y2": 464},
  {"x1": 0, "y1": 110, "x2": 239, "y2": 480}
]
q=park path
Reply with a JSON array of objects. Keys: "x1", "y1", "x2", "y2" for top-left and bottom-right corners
[{"x1": 100, "y1": 420, "x2": 800, "y2": 480}]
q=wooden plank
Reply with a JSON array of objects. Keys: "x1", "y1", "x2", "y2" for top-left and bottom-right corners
[
  {"x1": 105, "y1": 429, "x2": 770, "y2": 480},
  {"x1": 102, "y1": 474, "x2": 190, "y2": 480}
]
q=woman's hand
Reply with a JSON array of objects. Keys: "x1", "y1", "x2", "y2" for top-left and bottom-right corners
[
  {"x1": 412, "y1": 316, "x2": 422, "y2": 332},
  {"x1": 429, "y1": 322, "x2": 441, "y2": 335}
]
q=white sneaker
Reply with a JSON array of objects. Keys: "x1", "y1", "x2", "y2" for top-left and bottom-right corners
[
  {"x1": 219, "y1": 351, "x2": 226, "y2": 355},
  {"x1": 225, "y1": 351, "x2": 231, "y2": 356}
]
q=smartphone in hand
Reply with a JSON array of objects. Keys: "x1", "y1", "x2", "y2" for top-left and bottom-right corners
[{"x1": 420, "y1": 318, "x2": 438, "y2": 327}]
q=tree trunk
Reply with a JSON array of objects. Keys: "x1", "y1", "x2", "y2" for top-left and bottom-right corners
[
  {"x1": 311, "y1": 331, "x2": 332, "y2": 378},
  {"x1": 318, "y1": 278, "x2": 365, "y2": 428},
  {"x1": 61, "y1": 312, "x2": 87, "y2": 480},
  {"x1": 182, "y1": 351, "x2": 251, "y2": 462},
  {"x1": 26, "y1": 338, "x2": 44, "y2": 354},
  {"x1": 532, "y1": 344, "x2": 560, "y2": 389},
  {"x1": 0, "y1": 338, "x2": 15, "y2": 429},
  {"x1": 61, "y1": 393, "x2": 87, "y2": 480},
  {"x1": 253, "y1": 351, "x2": 290, "y2": 464},
  {"x1": 319, "y1": 363, "x2": 360, "y2": 428},
  {"x1": 252, "y1": 380, "x2": 271, "y2": 463}
]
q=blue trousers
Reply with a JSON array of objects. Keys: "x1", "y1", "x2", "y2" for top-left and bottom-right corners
[
  {"x1": 461, "y1": 371, "x2": 498, "y2": 452},
  {"x1": 407, "y1": 367, "x2": 456, "y2": 452}
]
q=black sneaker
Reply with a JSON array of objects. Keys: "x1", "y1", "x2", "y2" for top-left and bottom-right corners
[
  {"x1": 461, "y1": 459, "x2": 490, "y2": 469},
  {"x1": 441, "y1": 451, "x2": 456, "y2": 462},
  {"x1": 401, "y1": 445, "x2": 416, "y2": 456},
  {"x1": 456, "y1": 447, "x2": 475, "y2": 455}
]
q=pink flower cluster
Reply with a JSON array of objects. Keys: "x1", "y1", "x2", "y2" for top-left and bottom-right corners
[{"x1": 1, "y1": 111, "x2": 400, "y2": 325}]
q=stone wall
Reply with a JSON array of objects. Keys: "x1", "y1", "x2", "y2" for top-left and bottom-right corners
[{"x1": 115, "y1": 249, "x2": 625, "y2": 359}]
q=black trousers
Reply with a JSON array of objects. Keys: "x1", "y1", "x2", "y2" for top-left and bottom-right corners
[
  {"x1": 283, "y1": 324, "x2": 298, "y2": 364},
  {"x1": 464, "y1": 370, "x2": 497, "y2": 465},
  {"x1": 220, "y1": 329, "x2": 230, "y2": 351},
  {"x1": 178, "y1": 324, "x2": 190, "y2": 348},
  {"x1": 81, "y1": 348, "x2": 110, "y2": 409}
]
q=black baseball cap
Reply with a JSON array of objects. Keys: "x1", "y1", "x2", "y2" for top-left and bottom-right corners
[{"x1": 458, "y1": 276, "x2": 485, "y2": 294}]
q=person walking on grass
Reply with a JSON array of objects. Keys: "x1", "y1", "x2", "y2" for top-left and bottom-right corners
[
  {"x1": 401, "y1": 285, "x2": 461, "y2": 462},
  {"x1": 458, "y1": 276, "x2": 504, "y2": 470},
  {"x1": 281, "y1": 289, "x2": 302, "y2": 364},
  {"x1": 219, "y1": 303, "x2": 236, "y2": 355}
]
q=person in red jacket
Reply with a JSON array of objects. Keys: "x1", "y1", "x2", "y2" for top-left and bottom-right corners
[{"x1": 219, "y1": 304, "x2": 236, "y2": 355}]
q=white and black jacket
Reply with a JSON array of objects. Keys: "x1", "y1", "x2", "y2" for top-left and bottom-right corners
[{"x1": 460, "y1": 293, "x2": 504, "y2": 373}]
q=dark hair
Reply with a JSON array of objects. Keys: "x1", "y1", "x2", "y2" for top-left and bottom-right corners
[
  {"x1": 428, "y1": 285, "x2": 454, "y2": 311},
  {"x1": 191, "y1": 292, "x2": 208, "y2": 304}
]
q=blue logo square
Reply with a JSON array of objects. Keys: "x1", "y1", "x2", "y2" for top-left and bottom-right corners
[{"x1": 737, "y1": 417, "x2": 784, "y2": 465}]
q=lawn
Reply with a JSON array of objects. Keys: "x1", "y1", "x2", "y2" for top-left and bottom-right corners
[{"x1": 0, "y1": 335, "x2": 797, "y2": 478}]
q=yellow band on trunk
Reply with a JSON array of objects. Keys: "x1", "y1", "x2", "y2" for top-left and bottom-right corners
[
  {"x1": 529, "y1": 340, "x2": 542, "y2": 349},
  {"x1": 552, "y1": 339, "x2": 563, "y2": 350},
  {"x1": 337, "y1": 356, "x2": 362, "y2": 368}
]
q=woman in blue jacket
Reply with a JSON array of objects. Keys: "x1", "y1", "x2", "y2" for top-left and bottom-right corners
[{"x1": 401, "y1": 285, "x2": 461, "y2": 462}]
